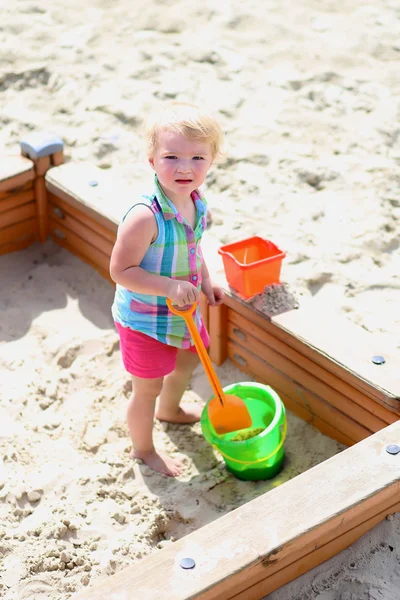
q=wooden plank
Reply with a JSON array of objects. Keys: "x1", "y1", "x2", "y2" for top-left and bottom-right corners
[
  {"x1": 208, "y1": 303, "x2": 228, "y2": 365},
  {"x1": 0, "y1": 203, "x2": 36, "y2": 229},
  {"x1": 50, "y1": 210, "x2": 114, "y2": 257},
  {"x1": 227, "y1": 341, "x2": 372, "y2": 444},
  {"x1": 49, "y1": 193, "x2": 117, "y2": 243},
  {"x1": 214, "y1": 485, "x2": 400, "y2": 600},
  {"x1": 228, "y1": 311, "x2": 398, "y2": 426},
  {"x1": 0, "y1": 155, "x2": 34, "y2": 193},
  {"x1": 273, "y1": 300, "x2": 400, "y2": 404},
  {"x1": 274, "y1": 387, "x2": 356, "y2": 447},
  {"x1": 0, "y1": 218, "x2": 37, "y2": 245},
  {"x1": 228, "y1": 498, "x2": 400, "y2": 600},
  {"x1": 49, "y1": 219, "x2": 111, "y2": 274},
  {"x1": 223, "y1": 293, "x2": 399, "y2": 411},
  {"x1": 0, "y1": 189, "x2": 35, "y2": 213},
  {"x1": 72, "y1": 420, "x2": 400, "y2": 600},
  {"x1": 0, "y1": 180, "x2": 33, "y2": 201},
  {"x1": 0, "y1": 234, "x2": 36, "y2": 256},
  {"x1": 204, "y1": 489, "x2": 400, "y2": 600},
  {"x1": 227, "y1": 319, "x2": 389, "y2": 434},
  {"x1": 45, "y1": 162, "x2": 137, "y2": 232}
]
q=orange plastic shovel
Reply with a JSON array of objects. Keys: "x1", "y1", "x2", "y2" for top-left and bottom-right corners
[{"x1": 167, "y1": 299, "x2": 252, "y2": 435}]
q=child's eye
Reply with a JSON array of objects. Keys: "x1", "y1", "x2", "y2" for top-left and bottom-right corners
[
  {"x1": 165, "y1": 155, "x2": 177, "y2": 160},
  {"x1": 193, "y1": 156, "x2": 204, "y2": 160}
]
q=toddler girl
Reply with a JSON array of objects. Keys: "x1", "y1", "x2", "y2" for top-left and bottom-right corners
[{"x1": 110, "y1": 102, "x2": 224, "y2": 476}]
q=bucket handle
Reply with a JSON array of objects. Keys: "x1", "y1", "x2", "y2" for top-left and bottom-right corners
[{"x1": 213, "y1": 413, "x2": 287, "y2": 466}]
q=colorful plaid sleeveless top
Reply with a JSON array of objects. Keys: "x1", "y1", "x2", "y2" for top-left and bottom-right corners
[{"x1": 111, "y1": 175, "x2": 208, "y2": 349}]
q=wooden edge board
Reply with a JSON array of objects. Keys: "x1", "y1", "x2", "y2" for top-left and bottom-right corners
[
  {"x1": 46, "y1": 179, "x2": 119, "y2": 234},
  {"x1": 0, "y1": 218, "x2": 37, "y2": 245},
  {"x1": 208, "y1": 484, "x2": 400, "y2": 600},
  {"x1": 0, "y1": 187, "x2": 34, "y2": 208},
  {"x1": 228, "y1": 498, "x2": 400, "y2": 600},
  {"x1": 48, "y1": 193, "x2": 117, "y2": 243},
  {"x1": 0, "y1": 203, "x2": 36, "y2": 230},
  {"x1": 272, "y1": 300, "x2": 400, "y2": 402},
  {"x1": 223, "y1": 293, "x2": 400, "y2": 409},
  {"x1": 49, "y1": 220, "x2": 111, "y2": 273},
  {"x1": 50, "y1": 211, "x2": 114, "y2": 258},
  {"x1": 0, "y1": 155, "x2": 34, "y2": 192},
  {"x1": 72, "y1": 420, "x2": 400, "y2": 600},
  {"x1": 227, "y1": 320, "x2": 390, "y2": 433},
  {"x1": 271, "y1": 387, "x2": 357, "y2": 447},
  {"x1": 227, "y1": 341, "x2": 373, "y2": 444},
  {"x1": 0, "y1": 180, "x2": 33, "y2": 200},
  {"x1": 45, "y1": 162, "x2": 138, "y2": 233},
  {"x1": 228, "y1": 311, "x2": 398, "y2": 426}
]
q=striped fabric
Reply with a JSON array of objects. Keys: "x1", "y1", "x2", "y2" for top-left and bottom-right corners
[{"x1": 111, "y1": 175, "x2": 208, "y2": 349}]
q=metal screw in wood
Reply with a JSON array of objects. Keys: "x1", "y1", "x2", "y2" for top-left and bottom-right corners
[
  {"x1": 179, "y1": 557, "x2": 196, "y2": 569},
  {"x1": 372, "y1": 355, "x2": 385, "y2": 365},
  {"x1": 386, "y1": 444, "x2": 400, "y2": 455}
]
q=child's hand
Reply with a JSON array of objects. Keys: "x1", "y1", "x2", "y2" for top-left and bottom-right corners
[
  {"x1": 167, "y1": 280, "x2": 200, "y2": 307},
  {"x1": 201, "y1": 277, "x2": 224, "y2": 307}
]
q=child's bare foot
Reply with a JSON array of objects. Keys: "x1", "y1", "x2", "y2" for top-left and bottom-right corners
[
  {"x1": 155, "y1": 402, "x2": 203, "y2": 424},
  {"x1": 131, "y1": 448, "x2": 184, "y2": 477}
]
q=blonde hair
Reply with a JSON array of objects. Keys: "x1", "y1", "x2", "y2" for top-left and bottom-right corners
[{"x1": 145, "y1": 102, "x2": 224, "y2": 160}]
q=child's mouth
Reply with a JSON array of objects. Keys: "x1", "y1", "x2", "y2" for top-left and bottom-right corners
[{"x1": 175, "y1": 179, "x2": 192, "y2": 184}]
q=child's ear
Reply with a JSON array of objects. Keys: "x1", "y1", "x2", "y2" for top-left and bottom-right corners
[{"x1": 148, "y1": 156, "x2": 155, "y2": 169}]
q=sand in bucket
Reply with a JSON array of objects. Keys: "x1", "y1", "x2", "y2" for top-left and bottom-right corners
[{"x1": 201, "y1": 382, "x2": 286, "y2": 481}]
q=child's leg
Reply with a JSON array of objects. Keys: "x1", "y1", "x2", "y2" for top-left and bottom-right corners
[
  {"x1": 155, "y1": 349, "x2": 202, "y2": 423},
  {"x1": 129, "y1": 375, "x2": 184, "y2": 477}
]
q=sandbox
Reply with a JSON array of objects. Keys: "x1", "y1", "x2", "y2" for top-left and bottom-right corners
[{"x1": 1, "y1": 136, "x2": 399, "y2": 600}]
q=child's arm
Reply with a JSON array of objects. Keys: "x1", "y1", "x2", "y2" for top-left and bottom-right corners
[
  {"x1": 201, "y1": 261, "x2": 224, "y2": 306},
  {"x1": 110, "y1": 205, "x2": 200, "y2": 307}
]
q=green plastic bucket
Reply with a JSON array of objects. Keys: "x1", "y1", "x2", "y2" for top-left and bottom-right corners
[{"x1": 200, "y1": 382, "x2": 286, "y2": 481}]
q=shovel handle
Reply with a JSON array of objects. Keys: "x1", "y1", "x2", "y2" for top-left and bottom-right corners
[{"x1": 166, "y1": 299, "x2": 225, "y2": 407}]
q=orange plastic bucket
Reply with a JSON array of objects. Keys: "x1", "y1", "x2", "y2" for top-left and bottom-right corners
[{"x1": 218, "y1": 236, "x2": 286, "y2": 297}]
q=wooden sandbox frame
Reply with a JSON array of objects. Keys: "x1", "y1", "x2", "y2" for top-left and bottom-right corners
[{"x1": 1, "y1": 136, "x2": 399, "y2": 600}]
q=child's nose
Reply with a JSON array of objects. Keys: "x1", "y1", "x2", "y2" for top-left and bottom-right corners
[{"x1": 177, "y1": 160, "x2": 191, "y2": 173}]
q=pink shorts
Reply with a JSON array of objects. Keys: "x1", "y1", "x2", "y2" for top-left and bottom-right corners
[{"x1": 115, "y1": 322, "x2": 210, "y2": 379}]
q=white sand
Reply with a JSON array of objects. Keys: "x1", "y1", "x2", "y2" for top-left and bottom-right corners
[{"x1": 1, "y1": 0, "x2": 399, "y2": 598}]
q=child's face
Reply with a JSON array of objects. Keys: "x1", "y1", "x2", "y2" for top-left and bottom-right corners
[{"x1": 149, "y1": 130, "x2": 213, "y2": 202}]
